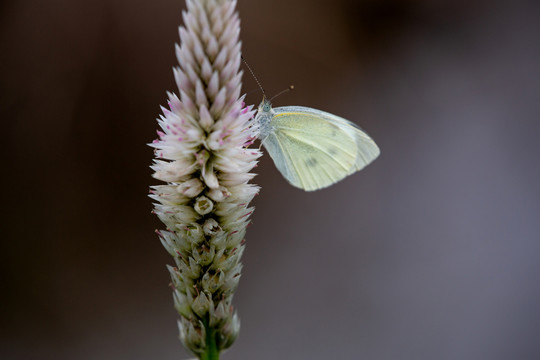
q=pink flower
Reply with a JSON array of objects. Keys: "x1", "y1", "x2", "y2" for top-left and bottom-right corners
[{"x1": 149, "y1": 0, "x2": 259, "y2": 357}]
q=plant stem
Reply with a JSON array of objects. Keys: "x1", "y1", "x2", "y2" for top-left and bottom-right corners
[{"x1": 200, "y1": 323, "x2": 219, "y2": 360}]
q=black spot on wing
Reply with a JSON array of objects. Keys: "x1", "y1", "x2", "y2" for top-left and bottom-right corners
[{"x1": 305, "y1": 157, "x2": 318, "y2": 167}]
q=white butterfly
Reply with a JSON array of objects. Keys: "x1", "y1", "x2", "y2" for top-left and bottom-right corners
[{"x1": 255, "y1": 98, "x2": 380, "y2": 191}]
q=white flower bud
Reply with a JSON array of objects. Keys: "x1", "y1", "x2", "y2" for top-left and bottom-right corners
[
  {"x1": 191, "y1": 245, "x2": 215, "y2": 267},
  {"x1": 210, "y1": 300, "x2": 229, "y2": 328},
  {"x1": 159, "y1": 232, "x2": 178, "y2": 258},
  {"x1": 219, "y1": 171, "x2": 256, "y2": 186},
  {"x1": 207, "y1": 129, "x2": 225, "y2": 150},
  {"x1": 172, "y1": 205, "x2": 199, "y2": 224},
  {"x1": 209, "y1": 232, "x2": 227, "y2": 248},
  {"x1": 223, "y1": 264, "x2": 242, "y2": 294},
  {"x1": 203, "y1": 218, "x2": 222, "y2": 236},
  {"x1": 167, "y1": 265, "x2": 184, "y2": 290},
  {"x1": 195, "y1": 80, "x2": 208, "y2": 108},
  {"x1": 178, "y1": 319, "x2": 206, "y2": 354},
  {"x1": 173, "y1": 258, "x2": 194, "y2": 290},
  {"x1": 194, "y1": 196, "x2": 213, "y2": 215},
  {"x1": 188, "y1": 257, "x2": 201, "y2": 278},
  {"x1": 219, "y1": 313, "x2": 240, "y2": 349},
  {"x1": 202, "y1": 159, "x2": 219, "y2": 189},
  {"x1": 177, "y1": 178, "x2": 205, "y2": 197},
  {"x1": 213, "y1": 248, "x2": 240, "y2": 273},
  {"x1": 227, "y1": 228, "x2": 245, "y2": 248},
  {"x1": 192, "y1": 291, "x2": 211, "y2": 318},
  {"x1": 152, "y1": 159, "x2": 196, "y2": 182},
  {"x1": 202, "y1": 270, "x2": 225, "y2": 294},
  {"x1": 177, "y1": 223, "x2": 204, "y2": 246},
  {"x1": 207, "y1": 186, "x2": 231, "y2": 202},
  {"x1": 199, "y1": 104, "x2": 214, "y2": 131},
  {"x1": 173, "y1": 289, "x2": 193, "y2": 319}
]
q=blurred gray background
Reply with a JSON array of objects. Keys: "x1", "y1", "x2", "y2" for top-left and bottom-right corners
[{"x1": 2, "y1": 0, "x2": 540, "y2": 359}]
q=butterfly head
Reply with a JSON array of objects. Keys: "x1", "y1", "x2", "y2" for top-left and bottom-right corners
[{"x1": 258, "y1": 97, "x2": 273, "y2": 114}]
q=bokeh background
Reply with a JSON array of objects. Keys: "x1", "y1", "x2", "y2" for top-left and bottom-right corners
[{"x1": 2, "y1": 0, "x2": 540, "y2": 359}]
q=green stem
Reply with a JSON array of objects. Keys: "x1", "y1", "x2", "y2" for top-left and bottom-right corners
[{"x1": 199, "y1": 323, "x2": 219, "y2": 360}]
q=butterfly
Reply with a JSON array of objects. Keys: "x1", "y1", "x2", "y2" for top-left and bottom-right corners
[{"x1": 255, "y1": 98, "x2": 380, "y2": 191}]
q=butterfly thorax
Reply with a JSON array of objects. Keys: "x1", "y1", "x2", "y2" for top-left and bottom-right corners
[{"x1": 255, "y1": 98, "x2": 275, "y2": 140}]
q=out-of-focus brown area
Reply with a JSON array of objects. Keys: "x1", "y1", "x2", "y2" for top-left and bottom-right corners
[{"x1": 2, "y1": 0, "x2": 540, "y2": 359}]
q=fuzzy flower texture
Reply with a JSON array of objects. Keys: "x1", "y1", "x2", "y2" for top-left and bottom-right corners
[{"x1": 149, "y1": 0, "x2": 260, "y2": 358}]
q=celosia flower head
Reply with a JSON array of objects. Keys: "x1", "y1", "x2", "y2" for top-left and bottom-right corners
[{"x1": 149, "y1": 0, "x2": 260, "y2": 357}]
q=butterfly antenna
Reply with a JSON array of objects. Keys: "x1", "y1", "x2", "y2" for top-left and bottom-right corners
[
  {"x1": 241, "y1": 55, "x2": 266, "y2": 98},
  {"x1": 245, "y1": 87, "x2": 263, "y2": 96},
  {"x1": 270, "y1": 85, "x2": 294, "y2": 102}
]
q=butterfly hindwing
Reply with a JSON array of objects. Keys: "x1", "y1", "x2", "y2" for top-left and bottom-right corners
[
  {"x1": 277, "y1": 106, "x2": 380, "y2": 173},
  {"x1": 262, "y1": 106, "x2": 375, "y2": 191}
]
